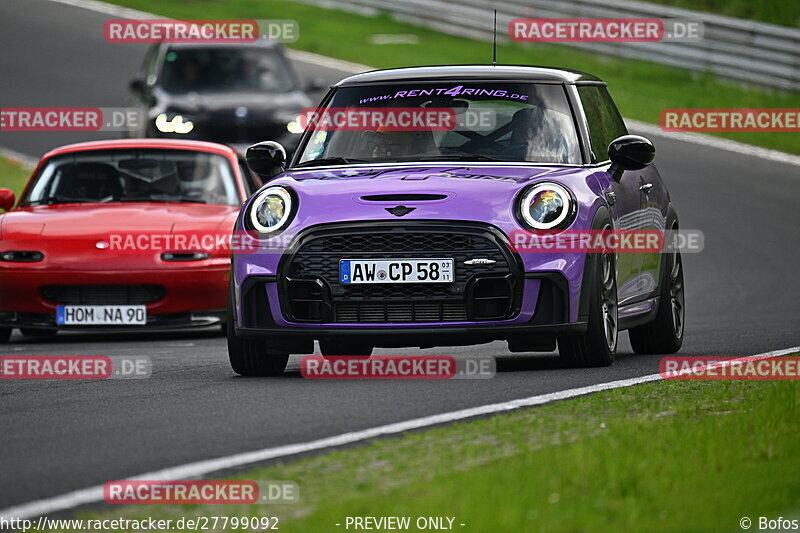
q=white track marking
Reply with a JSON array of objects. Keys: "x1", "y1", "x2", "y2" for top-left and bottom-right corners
[
  {"x1": 41, "y1": 0, "x2": 157, "y2": 19},
  {"x1": 1, "y1": 346, "x2": 797, "y2": 520},
  {"x1": 0, "y1": 147, "x2": 38, "y2": 169},
  {"x1": 285, "y1": 49, "x2": 370, "y2": 75},
  {"x1": 626, "y1": 119, "x2": 800, "y2": 167}
]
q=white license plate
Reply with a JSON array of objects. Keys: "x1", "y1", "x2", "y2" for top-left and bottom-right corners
[
  {"x1": 56, "y1": 305, "x2": 147, "y2": 325},
  {"x1": 340, "y1": 258, "x2": 454, "y2": 284}
]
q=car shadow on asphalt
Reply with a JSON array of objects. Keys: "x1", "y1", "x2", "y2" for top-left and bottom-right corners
[
  {"x1": 494, "y1": 350, "x2": 636, "y2": 372},
  {"x1": 267, "y1": 352, "x2": 639, "y2": 380},
  {"x1": 5, "y1": 328, "x2": 223, "y2": 345}
]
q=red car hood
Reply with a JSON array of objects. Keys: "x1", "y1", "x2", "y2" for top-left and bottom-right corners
[{"x1": 0, "y1": 203, "x2": 239, "y2": 270}]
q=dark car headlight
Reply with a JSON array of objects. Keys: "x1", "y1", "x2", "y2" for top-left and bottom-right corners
[
  {"x1": 518, "y1": 182, "x2": 576, "y2": 230},
  {"x1": 247, "y1": 186, "x2": 295, "y2": 234},
  {"x1": 276, "y1": 111, "x2": 306, "y2": 134}
]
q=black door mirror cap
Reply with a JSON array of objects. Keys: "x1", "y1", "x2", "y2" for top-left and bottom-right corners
[
  {"x1": 246, "y1": 141, "x2": 287, "y2": 178},
  {"x1": 608, "y1": 135, "x2": 655, "y2": 180}
]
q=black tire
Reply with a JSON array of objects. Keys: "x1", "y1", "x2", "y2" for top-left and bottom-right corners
[
  {"x1": 320, "y1": 340, "x2": 373, "y2": 358},
  {"x1": 226, "y1": 287, "x2": 289, "y2": 376},
  {"x1": 0, "y1": 327, "x2": 11, "y2": 343},
  {"x1": 558, "y1": 217, "x2": 618, "y2": 368},
  {"x1": 629, "y1": 219, "x2": 685, "y2": 354},
  {"x1": 19, "y1": 328, "x2": 58, "y2": 338}
]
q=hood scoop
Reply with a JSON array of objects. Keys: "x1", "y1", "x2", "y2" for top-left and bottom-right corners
[{"x1": 361, "y1": 193, "x2": 448, "y2": 202}]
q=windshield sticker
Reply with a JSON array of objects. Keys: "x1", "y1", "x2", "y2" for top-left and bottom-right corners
[
  {"x1": 292, "y1": 167, "x2": 527, "y2": 183},
  {"x1": 359, "y1": 86, "x2": 529, "y2": 104}
]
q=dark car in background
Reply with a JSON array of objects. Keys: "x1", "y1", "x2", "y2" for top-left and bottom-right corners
[{"x1": 127, "y1": 40, "x2": 322, "y2": 155}]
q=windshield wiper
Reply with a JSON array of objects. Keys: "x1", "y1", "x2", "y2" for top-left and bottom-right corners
[
  {"x1": 414, "y1": 154, "x2": 509, "y2": 162},
  {"x1": 22, "y1": 196, "x2": 93, "y2": 206},
  {"x1": 117, "y1": 197, "x2": 208, "y2": 204},
  {"x1": 294, "y1": 157, "x2": 367, "y2": 168},
  {"x1": 173, "y1": 198, "x2": 208, "y2": 204}
]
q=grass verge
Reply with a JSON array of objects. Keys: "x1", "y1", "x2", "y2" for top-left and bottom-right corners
[
  {"x1": 0, "y1": 157, "x2": 32, "y2": 209},
  {"x1": 106, "y1": 0, "x2": 800, "y2": 154},
  {"x1": 70, "y1": 356, "x2": 800, "y2": 532}
]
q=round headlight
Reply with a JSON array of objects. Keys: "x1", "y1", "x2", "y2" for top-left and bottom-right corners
[
  {"x1": 249, "y1": 187, "x2": 293, "y2": 234},
  {"x1": 519, "y1": 183, "x2": 574, "y2": 230}
]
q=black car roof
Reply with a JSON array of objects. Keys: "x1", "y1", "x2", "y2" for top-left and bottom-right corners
[{"x1": 336, "y1": 65, "x2": 604, "y2": 86}]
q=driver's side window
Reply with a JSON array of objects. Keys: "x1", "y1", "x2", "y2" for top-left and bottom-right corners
[{"x1": 578, "y1": 86, "x2": 628, "y2": 163}]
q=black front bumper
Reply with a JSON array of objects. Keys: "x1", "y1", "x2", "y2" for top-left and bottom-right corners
[
  {"x1": 235, "y1": 221, "x2": 584, "y2": 350},
  {"x1": 236, "y1": 270, "x2": 583, "y2": 350}
]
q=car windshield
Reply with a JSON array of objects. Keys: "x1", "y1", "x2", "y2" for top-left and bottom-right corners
[
  {"x1": 160, "y1": 47, "x2": 296, "y2": 93},
  {"x1": 295, "y1": 82, "x2": 582, "y2": 166},
  {"x1": 21, "y1": 149, "x2": 240, "y2": 206}
]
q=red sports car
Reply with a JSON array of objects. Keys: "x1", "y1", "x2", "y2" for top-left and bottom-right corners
[{"x1": 0, "y1": 139, "x2": 263, "y2": 342}]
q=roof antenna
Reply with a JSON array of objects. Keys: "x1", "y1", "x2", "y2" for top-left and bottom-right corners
[{"x1": 492, "y1": 9, "x2": 497, "y2": 66}]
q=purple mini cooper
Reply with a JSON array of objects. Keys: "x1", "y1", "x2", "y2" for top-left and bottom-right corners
[{"x1": 227, "y1": 65, "x2": 685, "y2": 375}]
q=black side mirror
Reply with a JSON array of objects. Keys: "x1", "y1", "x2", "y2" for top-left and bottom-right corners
[
  {"x1": 129, "y1": 77, "x2": 147, "y2": 94},
  {"x1": 608, "y1": 135, "x2": 655, "y2": 181},
  {"x1": 306, "y1": 77, "x2": 326, "y2": 92},
  {"x1": 246, "y1": 141, "x2": 286, "y2": 179}
]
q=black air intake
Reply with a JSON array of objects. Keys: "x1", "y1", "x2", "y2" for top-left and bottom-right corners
[
  {"x1": 40, "y1": 285, "x2": 165, "y2": 305},
  {"x1": 360, "y1": 194, "x2": 448, "y2": 202}
]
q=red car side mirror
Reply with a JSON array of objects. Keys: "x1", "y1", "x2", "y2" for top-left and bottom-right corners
[{"x1": 0, "y1": 189, "x2": 16, "y2": 211}]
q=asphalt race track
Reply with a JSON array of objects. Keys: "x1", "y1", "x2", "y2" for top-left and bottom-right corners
[{"x1": 1, "y1": 0, "x2": 798, "y2": 511}]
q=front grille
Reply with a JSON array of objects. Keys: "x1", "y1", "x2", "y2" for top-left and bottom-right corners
[
  {"x1": 335, "y1": 284, "x2": 454, "y2": 300},
  {"x1": 299, "y1": 232, "x2": 488, "y2": 254},
  {"x1": 280, "y1": 223, "x2": 520, "y2": 323},
  {"x1": 198, "y1": 112, "x2": 286, "y2": 144},
  {"x1": 335, "y1": 302, "x2": 467, "y2": 323},
  {"x1": 40, "y1": 285, "x2": 165, "y2": 305}
]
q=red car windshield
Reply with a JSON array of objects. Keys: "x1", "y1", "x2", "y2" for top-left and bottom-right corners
[{"x1": 20, "y1": 149, "x2": 240, "y2": 206}]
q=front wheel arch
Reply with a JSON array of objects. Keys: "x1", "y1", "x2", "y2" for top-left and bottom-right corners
[
  {"x1": 577, "y1": 205, "x2": 612, "y2": 321},
  {"x1": 558, "y1": 207, "x2": 617, "y2": 367}
]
